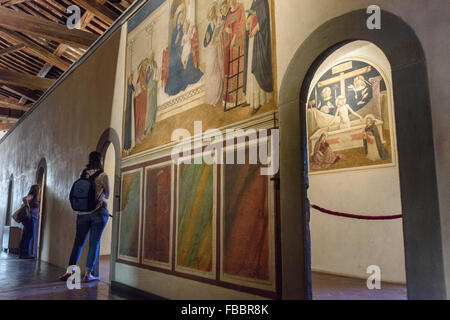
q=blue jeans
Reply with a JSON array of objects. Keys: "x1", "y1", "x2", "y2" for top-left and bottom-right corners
[
  {"x1": 68, "y1": 207, "x2": 109, "y2": 272},
  {"x1": 19, "y1": 217, "x2": 38, "y2": 256}
]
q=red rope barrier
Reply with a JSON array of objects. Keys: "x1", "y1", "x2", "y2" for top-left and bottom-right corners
[{"x1": 311, "y1": 204, "x2": 402, "y2": 220}]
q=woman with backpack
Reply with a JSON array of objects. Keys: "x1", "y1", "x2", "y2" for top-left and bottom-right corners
[
  {"x1": 19, "y1": 184, "x2": 41, "y2": 259},
  {"x1": 60, "y1": 151, "x2": 110, "y2": 283}
]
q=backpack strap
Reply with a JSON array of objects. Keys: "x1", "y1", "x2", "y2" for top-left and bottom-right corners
[{"x1": 89, "y1": 169, "x2": 104, "y2": 181}]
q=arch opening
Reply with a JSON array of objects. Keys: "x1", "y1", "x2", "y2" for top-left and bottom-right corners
[
  {"x1": 278, "y1": 9, "x2": 445, "y2": 300},
  {"x1": 304, "y1": 40, "x2": 407, "y2": 299}
]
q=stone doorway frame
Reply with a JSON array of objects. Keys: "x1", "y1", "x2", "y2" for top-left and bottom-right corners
[{"x1": 278, "y1": 9, "x2": 445, "y2": 300}]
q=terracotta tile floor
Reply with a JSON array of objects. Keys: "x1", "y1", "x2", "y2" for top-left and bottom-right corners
[{"x1": 312, "y1": 272, "x2": 407, "y2": 300}]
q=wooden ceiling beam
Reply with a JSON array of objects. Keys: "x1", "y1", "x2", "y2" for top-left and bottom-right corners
[
  {"x1": 0, "y1": 43, "x2": 25, "y2": 57},
  {"x1": 0, "y1": 122, "x2": 15, "y2": 131},
  {"x1": 71, "y1": 0, "x2": 119, "y2": 25},
  {"x1": 1, "y1": 84, "x2": 40, "y2": 101},
  {"x1": 0, "y1": 28, "x2": 71, "y2": 70},
  {"x1": 0, "y1": 95, "x2": 31, "y2": 111},
  {"x1": 0, "y1": 7, "x2": 98, "y2": 49},
  {"x1": 0, "y1": 68, "x2": 55, "y2": 90},
  {"x1": 0, "y1": 114, "x2": 19, "y2": 122},
  {"x1": 1, "y1": 0, "x2": 30, "y2": 6}
]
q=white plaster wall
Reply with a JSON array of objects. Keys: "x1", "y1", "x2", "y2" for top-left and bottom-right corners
[
  {"x1": 275, "y1": 0, "x2": 449, "y2": 296},
  {"x1": 0, "y1": 26, "x2": 126, "y2": 270}
]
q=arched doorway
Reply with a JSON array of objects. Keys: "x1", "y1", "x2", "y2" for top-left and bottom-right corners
[
  {"x1": 278, "y1": 9, "x2": 445, "y2": 299},
  {"x1": 94, "y1": 128, "x2": 121, "y2": 283},
  {"x1": 304, "y1": 40, "x2": 406, "y2": 299},
  {"x1": 34, "y1": 158, "x2": 47, "y2": 260}
]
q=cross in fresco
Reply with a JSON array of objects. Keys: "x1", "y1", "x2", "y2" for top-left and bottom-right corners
[{"x1": 317, "y1": 64, "x2": 372, "y2": 98}]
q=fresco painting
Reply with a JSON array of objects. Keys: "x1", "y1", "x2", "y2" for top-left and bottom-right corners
[
  {"x1": 143, "y1": 165, "x2": 172, "y2": 266},
  {"x1": 176, "y1": 162, "x2": 214, "y2": 274},
  {"x1": 222, "y1": 161, "x2": 270, "y2": 282},
  {"x1": 307, "y1": 60, "x2": 395, "y2": 173},
  {"x1": 123, "y1": 0, "x2": 276, "y2": 157},
  {"x1": 118, "y1": 170, "x2": 142, "y2": 261}
]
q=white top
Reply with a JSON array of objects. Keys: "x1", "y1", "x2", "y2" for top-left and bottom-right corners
[{"x1": 77, "y1": 169, "x2": 110, "y2": 215}]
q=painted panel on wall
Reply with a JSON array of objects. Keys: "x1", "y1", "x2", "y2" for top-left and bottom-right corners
[
  {"x1": 118, "y1": 170, "x2": 142, "y2": 262},
  {"x1": 307, "y1": 60, "x2": 395, "y2": 173},
  {"x1": 123, "y1": 0, "x2": 277, "y2": 156},
  {"x1": 221, "y1": 145, "x2": 275, "y2": 291},
  {"x1": 176, "y1": 161, "x2": 215, "y2": 278},
  {"x1": 143, "y1": 163, "x2": 173, "y2": 269}
]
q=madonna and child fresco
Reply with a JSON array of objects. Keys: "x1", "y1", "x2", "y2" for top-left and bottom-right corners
[
  {"x1": 123, "y1": 0, "x2": 275, "y2": 155},
  {"x1": 307, "y1": 60, "x2": 395, "y2": 173}
]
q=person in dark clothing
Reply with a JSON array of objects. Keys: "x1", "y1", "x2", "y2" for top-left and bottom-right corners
[
  {"x1": 19, "y1": 184, "x2": 41, "y2": 259},
  {"x1": 59, "y1": 151, "x2": 110, "y2": 283}
]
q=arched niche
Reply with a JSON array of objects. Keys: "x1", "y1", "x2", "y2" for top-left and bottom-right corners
[
  {"x1": 278, "y1": 9, "x2": 445, "y2": 300},
  {"x1": 94, "y1": 128, "x2": 121, "y2": 282}
]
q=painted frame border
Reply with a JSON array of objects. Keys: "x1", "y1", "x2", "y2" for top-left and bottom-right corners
[
  {"x1": 175, "y1": 151, "x2": 217, "y2": 280},
  {"x1": 142, "y1": 161, "x2": 175, "y2": 270},
  {"x1": 118, "y1": 168, "x2": 143, "y2": 263},
  {"x1": 220, "y1": 136, "x2": 276, "y2": 292}
]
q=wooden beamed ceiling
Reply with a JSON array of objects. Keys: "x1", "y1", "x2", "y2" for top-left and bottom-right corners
[{"x1": 0, "y1": 0, "x2": 133, "y2": 134}]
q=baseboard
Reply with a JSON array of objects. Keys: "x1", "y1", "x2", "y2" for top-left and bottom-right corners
[
  {"x1": 311, "y1": 267, "x2": 407, "y2": 285},
  {"x1": 110, "y1": 280, "x2": 167, "y2": 300}
]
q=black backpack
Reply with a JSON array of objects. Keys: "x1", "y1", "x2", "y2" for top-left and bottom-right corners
[{"x1": 69, "y1": 169, "x2": 103, "y2": 212}]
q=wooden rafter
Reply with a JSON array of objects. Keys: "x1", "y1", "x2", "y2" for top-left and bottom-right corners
[
  {"x1": 0, "y1": 43, "x2": 25, "y2": 56},
  {"x1": 0, "y1": 6, "x2": 98, "y2": 49},
  {"x1": 71, "y1": 0, "x2": 119, "y2": 25},
  {"x1": 0, "y1": 94, "x2": 31, "y2": 111},
  {"x1": 0, "y1": 27, "x2": 71, "y2": 70},
  {"x1": 0, "y1": 68, "x2": 55, "y2": 90}
]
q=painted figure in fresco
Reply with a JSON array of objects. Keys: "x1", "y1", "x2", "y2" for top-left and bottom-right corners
[
  {"x1": 222, "y1": 0, "x2": 246, "y2": 104},
  {"x1": 124, "y1": 73, "x2": 136, "y2": 152},
  {"x1": 327, "y1": 95, "x2": 363, "y2": 129},
  {"x1": 348, "y1": 75, "x2": 370, "y2": 105},
  {"x1": 135, "y1": 62, "x2": 148, "y2": 145},
  {"x1": 245, "y1": 0, "x2": 273, "y2": 112},
  {"x1": 144, "y1": 51, "x2": 159, "y2": 135},
  {"x1": 203, "y1": 1, "x2": 225, "y2": 105},
  {"x1": 165, "y1": 0, "x2": 203, "y2": 96},
  {"x1": 161, "y1": 47, "x2": 169, "y2": 89},
  {"x1": 363, "y1": 115, "x2": 387, "y2": 161},
  {"x1": 310, "y1": 132, "x2": 342, "y2": 169},
  {"x1": 318, "y1": 87, "x2": 335, "y2": 114}
]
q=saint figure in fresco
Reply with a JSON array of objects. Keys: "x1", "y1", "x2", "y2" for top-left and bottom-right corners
[
  {"x1": 222, "y1": 0, "x2": 246, "y2": 104},
  {"x1": 144, "y1": 51, "x2": 159, "y2": 135},
  {"x1": 245, "y1": 0, "x2": 273, "y2": 112},
  {"x1": 135, "y1": 62, "x2": 148, "y2": 145},
  {"x1": 327, "y1": 95, "x2": 363, "y2": 129},
  {"x1": 124, "y1": 73, "x2": 136, "y2": 152},
  {"x1": 310, "y1": 132, "x2": 342, "y2": 169},
  {"x1": 363, "y1": 115, "x2": 388, "y2": 161},
  {"x1": 203, "y1": 1, "x2": 225, "y2": 105},
  {"x1": 164, "y1": 0, "x2": 203, "y2": 96}
]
